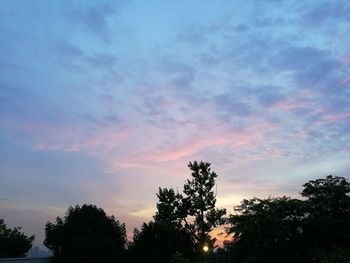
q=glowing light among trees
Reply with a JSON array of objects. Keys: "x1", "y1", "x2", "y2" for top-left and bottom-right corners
[{"x1": 203, "y1": 245, "x2": 209, "y2": 253}]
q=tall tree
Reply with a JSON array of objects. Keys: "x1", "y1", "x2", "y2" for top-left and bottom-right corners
[
  {"x1": 44, "y1": 204, "x2": 126, "y2": 263},
  {"x1": 182, "y1": 161, "x2": 226, "y2": 251},
  {"x1": 0, "y1": 219, "x2": 34, "y2": 258},
  {"x1": 156, "y1": 161, "x2": 226, "y2": 252},
  {"x1": 127, "y1": 188, "x2": 195, "y2": 263}
]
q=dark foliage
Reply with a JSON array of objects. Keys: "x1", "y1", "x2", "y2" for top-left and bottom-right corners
[
  {"x1": 128, "y1": 161, "x2": 226, "y2": 262},
  {"x1": 128, "y1": 221, "x2": 195, "y2": 263},
  {"x1": 301, "y1": 175, "x2": 350, "y2": 262},
  {"x1": 155, "y1": 161, "x2": 226, "y2": 255},
  {"x1": 0, "y1": 219, "x2": 34, "y2": 258},
  {"x1": 44, "y1": 204, "x2": 126, "y2": 263},
  {"x1": 154, "y1": 187, "x2": 184, "y2": 225},
  {"x1": 224, "y1": 175, "x2": 350, "y2": 263},
  {"x1": 182, "y1": 161, "x2": 226, "y2": 250},
  {"x1": 302, "y1": 175, "x2": 350, "y2": 217},
  {"x1": 21, "y1": 167, "x2": 349, "y2": 263},
  {"x1": 227, "y1": 197, "x2": 306, "y2": 263}
]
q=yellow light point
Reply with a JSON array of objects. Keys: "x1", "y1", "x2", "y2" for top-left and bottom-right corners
[{"x1": 203, "y1": 245, "x2": 209, "y2": 252}]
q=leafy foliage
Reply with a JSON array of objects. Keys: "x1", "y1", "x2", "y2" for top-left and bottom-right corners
[
  {"x1": 44, "y1": 204, "x2": 126, "y2": 263},
  {"x1": 181, "y1": 161, "x2": 226, "y2": 249},
  {"x1": 225, "y1": 175, "x2": 350, "y2": 263},
  {"x1": 154, "y1": 187, "x2": 184, "y2": 225},
  {"x1": 227, "y1": 197, "x2": 306, "y2": 263},
  {"x1": 301, "y1": 175, "x2": 350, "y2": 216},
  {"x1": 301, "y1": 175, "x2": 350, "y2": 262},
  {"x1": 156, "y1": 161, "x2": 226, "y2": 251},
  {"x1": 0, "y1": 219, "x2": 34, "y2": 258},
  {"x1": 128, "y1": 221, "x2": 194, "y2": 263},
  {"x1": 129, "y1": 161, "x2": 225, "y2": 262}
]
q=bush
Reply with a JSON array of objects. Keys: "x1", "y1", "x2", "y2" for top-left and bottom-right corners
[
  {"x1": 0, "y1": 219, "x2": 34, "y2": 258},
  {"x1": 44, "y1": 204, "x2": 126, "y2": 263}
]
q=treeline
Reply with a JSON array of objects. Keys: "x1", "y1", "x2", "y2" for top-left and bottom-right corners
[{"x1": 1, "y1": 161, "x2": 350, "y2": 263}]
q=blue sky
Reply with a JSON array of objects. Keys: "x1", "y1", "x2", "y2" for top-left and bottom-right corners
[{"x1": 1, "y1": 0, "x2": 350, "y2": 247}]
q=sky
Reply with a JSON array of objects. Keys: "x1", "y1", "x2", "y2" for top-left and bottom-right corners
[{"x1": 0, "y1": 0, "x2": 350, "y2": 249}]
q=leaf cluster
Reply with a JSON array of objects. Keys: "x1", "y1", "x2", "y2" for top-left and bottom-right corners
[
  {"x1": 156, "y1": 161, "x2": 226, "y2": 249},
  {"x1": 0, "y1": 219, "x2": 34, "y2": 258},
  {"x1": 44, "y1": 204, "x2": 126, "y2": 263}
]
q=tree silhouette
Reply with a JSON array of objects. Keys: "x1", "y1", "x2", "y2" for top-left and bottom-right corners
[
  {"x1": 182, "y1": 161, "x2": 226, "y2": 252},
  {"x1": 156, "y1": 161, "x2": 226, "y2": 254},
  {"x1": 301, "y1": 175, "x2": 350, "y2": 217},
  {"x1": 224, "y1": 175, "x2": 350, "y2": 263},
  {"x1": 301, "y1": 175, "x2": 350, "y2": 262},
  {"x1": 44, "y1": 204, "x2": 126, "y2": 263},
  {"x1": 128, "y1": 221, "x2": 194, "y2": 263},
  {"x1": 128, "y1": 186, "x2": 196, "y2": 263},
  {"x1": 154, "y1": 187, "x2": 184, "y2": 226},
  {"x1": 129, "y1": 161, "x2": 225, "y2": 262},
  {"x1": 0, "y1": 219, "x2": 34, "y2": 258},
  {"x1": 227, "y1": 197, "x2": 306, "y2": 263}
]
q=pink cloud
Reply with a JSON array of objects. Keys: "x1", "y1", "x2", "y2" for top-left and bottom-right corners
[
  {"x1": 22, "y1": 121, "x2": 131, "y2": 155},
  {"x1": 128, "y1": 122, "x2": 277, "y2": 164},
  {"x1": 272, "y1": 89, "x2": 324, "y2": 115},
  {"x1": 274, "y1": 100, "x2": 310, "y2": 111},
  {"x1": 314, "y1": 112, "x2": 350, "y2": 126},
  {"x1": 338, "y1": 76, "x2": 350, "y2": 86}
]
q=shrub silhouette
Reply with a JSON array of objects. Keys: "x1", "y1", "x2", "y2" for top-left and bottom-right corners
[
  {"x1": 0, "y1": 219, "x2": 34, "y2": 258},
  {"x1": 44, "y1": 204, "x2": 126, "y2": 263}
]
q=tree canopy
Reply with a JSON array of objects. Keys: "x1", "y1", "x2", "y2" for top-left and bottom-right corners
[
  {"x1": 224, "y1": 175, "x2": 350, "y2": 263},
  {"x1": 154, "y1": 187, "x2": 183, "y2": 226},
  {"x1": 227, "y1": 197, "x2": 306, "y2": 263},
  {"x1": 128, "y1": 221, "x2": 195, "y2": 263},
  {"x1": 182, "y1": 161, "x2": 226, "y2": 249},
  {"x1": 129, "y1": 161, "x2": 226, "y2": 263},
  {"x1": 301, "y1": 175, "x2": 350, "y2": 262},
  {"x1": 44, "y1": 204, "x2": 126, "y2": 263},
  {"x1": 156, "y1": 161, "x2": 226, "y2": 253},
  {"x1": 301, "y1": 175, "x2": 350, "y2": 217},
  {"x1": 0, "y1": 219, "x2": 34, "y2": 258}
]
